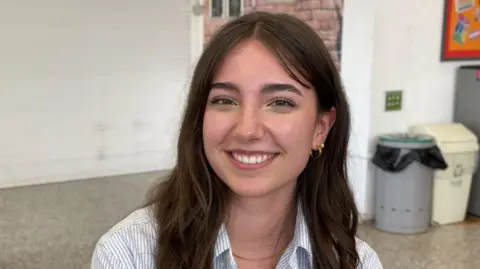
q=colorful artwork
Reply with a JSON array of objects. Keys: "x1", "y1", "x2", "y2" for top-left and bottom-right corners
[
  {"x1": 456, "y1": 0, "x2": 475, "y2": 12},
  {"x1": 441, "y1": 0, "x2": 480, "y2": 60}
]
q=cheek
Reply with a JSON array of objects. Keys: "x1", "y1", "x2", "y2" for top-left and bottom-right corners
[
  {"x1": 202, "y1": 110, "x2": 232, "y2": 148},
  {"x1": 266, "y1": 113, "x2": 317, "y2": 147}
]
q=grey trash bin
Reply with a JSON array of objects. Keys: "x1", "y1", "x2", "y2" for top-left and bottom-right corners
[{"x1": 372, "y1": 133, "x2": 447, "y2": 234}]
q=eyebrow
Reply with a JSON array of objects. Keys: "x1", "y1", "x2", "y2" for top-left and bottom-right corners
[{"x1": 210, "y1": 82, "x2": 303, "y2": 96}]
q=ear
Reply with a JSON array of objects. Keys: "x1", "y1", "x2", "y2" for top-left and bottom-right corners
[{"x1": 311, "y1": 107, "x2": 336, "y2": 150}]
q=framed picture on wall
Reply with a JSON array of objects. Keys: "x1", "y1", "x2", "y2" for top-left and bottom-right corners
[{"x1": 441, "y1": 0, "x2": 480, "y2": 61}]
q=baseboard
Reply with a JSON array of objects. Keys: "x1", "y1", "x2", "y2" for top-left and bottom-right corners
[
  {"x1": 0, "y1": 153, "x2": 173, "y2": 189},
  {"x1": 358, "y1": 212, "x2": 375, "y2": 224}
]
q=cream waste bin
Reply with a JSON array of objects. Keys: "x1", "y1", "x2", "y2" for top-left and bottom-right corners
[{"x1": 409, "y1": 123, "x2": 479, "y2": 225}]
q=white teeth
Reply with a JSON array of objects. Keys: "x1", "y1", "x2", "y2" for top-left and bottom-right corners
[{"x1": 232, "y1": 153, "x2": 273, "y2": 164}]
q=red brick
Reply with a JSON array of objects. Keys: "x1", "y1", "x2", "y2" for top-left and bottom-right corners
[
  {"x1": 272, "y1": 3, "x2": 295, "y2": 14},
  {"x1": 323, "y1": 40, "x2": 336, "y2": 50},
  {"x1": 255, "y1": 3, "x2": 293, "y2": 14},
  {"x1": 313, "y1": 9, "x2": 335, "y2": 21},
  {"x1": 256, "y1": 5, "x2": 275, "y2": 11},
  {"x1": 321, "y1": 0, "x2": 336, "y2": 9},
  {"x1": 316, "y1": 30, "x2": 337, "y2": 41},
  {"x1": 294, "y1": 10, "x2": 313, "y2": 21},
  {"x1": 329, "y1": 34, "x2": 338, "y2": 45},
  {"x1": 296, "y1": 0, "x2": 322, "y2": 10},
  {"x1": 309, "y1": 19, "x2": 336, "y2": 31},
  {"x1": 326, "y1": 29, "x2": 339, "y2": 40}
]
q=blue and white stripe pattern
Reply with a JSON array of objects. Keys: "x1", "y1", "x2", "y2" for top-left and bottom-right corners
[{"x1": 90, "y1": 206, "x2": 383, "y2": 269}]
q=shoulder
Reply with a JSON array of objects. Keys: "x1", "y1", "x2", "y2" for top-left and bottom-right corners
[
  {"x1": 90, "y1": 207, "x2": 157, "y2": 269},
  {"x1": 355, "y1": 238, "x2": 383, "y2": 269}
]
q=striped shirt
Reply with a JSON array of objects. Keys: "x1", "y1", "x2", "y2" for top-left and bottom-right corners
[{"x1": 90, "y1": 206, "x2": 382, "y2": 269}]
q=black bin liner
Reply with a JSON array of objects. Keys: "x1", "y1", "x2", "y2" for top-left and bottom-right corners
[{"x1": 372, "y1": 133, "x2": 448, "y2": 172}]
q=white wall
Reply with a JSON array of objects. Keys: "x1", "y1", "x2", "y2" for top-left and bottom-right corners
[
  {"x1": 342, "y1": 0, "x2": 480, "y2": 219},
  {"x1": 0, "y1": 0, "x2": 195, "y2": 188},
  {"x1": 340, "y1": 0, "x2": 376, "y2": 219}
]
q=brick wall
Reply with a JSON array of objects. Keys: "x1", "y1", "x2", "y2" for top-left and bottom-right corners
[{"x1": 203, "y1": 0, "x2": 344, "y2": 69}]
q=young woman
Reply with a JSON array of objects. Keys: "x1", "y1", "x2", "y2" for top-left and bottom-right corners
[{"x1": 90, "y1": 11, "x2": 382, "y2": 269}]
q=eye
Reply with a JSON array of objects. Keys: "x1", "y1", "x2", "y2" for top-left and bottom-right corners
[
  {"x1": 210, "y1": 97, "x2": 237, "y2": 106},
  {"x1": 268, "y1": 98, "x2": 296, "y2": 108}
]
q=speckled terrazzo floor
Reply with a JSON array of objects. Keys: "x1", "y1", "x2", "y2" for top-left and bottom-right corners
[{"x1": 0, "y1": 172, "x2": 479, "y2": 269}]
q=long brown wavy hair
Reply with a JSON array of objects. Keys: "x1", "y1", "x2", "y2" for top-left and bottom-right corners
[{"x1": 146, "y1": 11, "x2": 359, "y2": 269}]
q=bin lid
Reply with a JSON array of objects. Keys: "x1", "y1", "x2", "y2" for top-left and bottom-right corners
[
  {"x1": 409, "y1": 123, "x2": 479, "y2": 153},
  {"x1": 378, "y1": 133, "x2": 436, "y2": 149}
]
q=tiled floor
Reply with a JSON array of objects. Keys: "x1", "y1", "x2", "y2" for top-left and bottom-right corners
[
  {"x1": 358, "y1": 217, "x2": 480, "y2": 268},
  {"x1": 0, "y1": 172, "x2": 479, "y2": 269}
]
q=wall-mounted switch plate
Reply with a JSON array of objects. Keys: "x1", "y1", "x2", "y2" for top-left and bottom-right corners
[{"x1": 385, "y1": 90, "x2": 403, "y2": 111}]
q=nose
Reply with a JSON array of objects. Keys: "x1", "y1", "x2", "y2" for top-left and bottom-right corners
[{"x1": 232, "y1": 106, "x2": 264, "y2": 142}]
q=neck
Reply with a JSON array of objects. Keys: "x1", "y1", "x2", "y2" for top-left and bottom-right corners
[{"x1": 226, "y1": 190, "x2": 297, "y2": 261}]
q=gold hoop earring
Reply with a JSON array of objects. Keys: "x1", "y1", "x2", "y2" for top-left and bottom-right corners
[{"x1": 310, "y1": 143, "x2": 325, "y2": 159}]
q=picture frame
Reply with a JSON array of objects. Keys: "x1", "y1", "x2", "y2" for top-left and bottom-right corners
[{"x1": 441, "y1": 0, "x2": 480, "y2": 61}]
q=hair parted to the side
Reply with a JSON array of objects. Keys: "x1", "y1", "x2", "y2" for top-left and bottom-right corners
[{"x1": 145, "y1": 11, "x2": 359, "y2": 269}]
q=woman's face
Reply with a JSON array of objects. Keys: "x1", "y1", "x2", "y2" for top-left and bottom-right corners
[{"x1": 202, "y1": 40, "x2": 334, "y2": 198}]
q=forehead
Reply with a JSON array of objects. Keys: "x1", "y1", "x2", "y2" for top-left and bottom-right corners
[{"x1": 213, "y1": 40, "x2": 303, "y2": 89}]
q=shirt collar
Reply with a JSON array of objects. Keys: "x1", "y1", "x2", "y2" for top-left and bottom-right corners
[
  {"x1": 213, "y1": 223, "x2": 230, "y2": 257},
  {"x1": 292, "y1": 202, "x2": 312, "y2": 257},
  {"x1": 213, "y1": 203, "x2": 313, "y2": 267}
]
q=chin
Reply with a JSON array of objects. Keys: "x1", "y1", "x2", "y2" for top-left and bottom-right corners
[
  {"x1": 229, "y1": 185, "x2": 274, "y2": 198},
  {"x1": 223, "y1": 176, "x2": 294, "y2": 199}
]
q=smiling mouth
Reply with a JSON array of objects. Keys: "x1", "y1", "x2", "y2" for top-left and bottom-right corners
[
  {"x1": 232, "y1": 152, "x2": 275, "y2": 164},
  {"x1": 227, "y1": 151, "x2": 279, "y2": 169}
]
